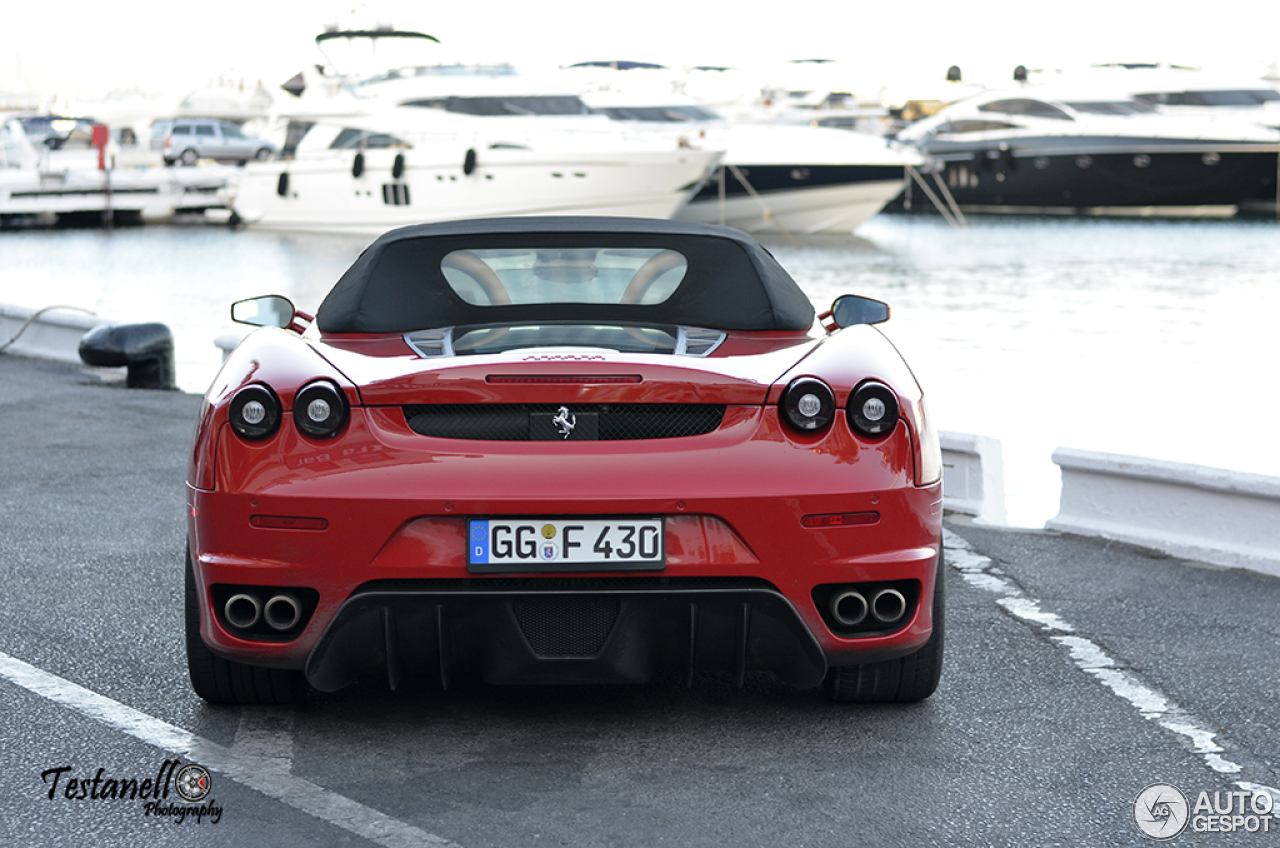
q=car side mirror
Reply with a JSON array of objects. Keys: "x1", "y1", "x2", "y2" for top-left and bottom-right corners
[
  {"x1": 826, "y1": 294, "x2": 890, "y2": 329},
  {"x1": 231, "y1": 295, "x2": 296, "y2": 329}
]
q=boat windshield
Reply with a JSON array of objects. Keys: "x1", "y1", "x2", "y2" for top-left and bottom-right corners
[
  {"x1": 358, "y1": 63, "x2": 519, "y2": 86},
  {"x1": 401, "y1": 96, "x2": 592, "y2": 116},
  {"x1": 1135, "y1": 89, "x2": 1280, "y2": 107},
  {"x1": 1064, "y1": 100, "x2": 1159, "y2": 115},
  {"x1": 329, "y1": 128, "x2": 411, "y2": 149},
  {"x1": 977, "y1": 99, "x2": 1073, "y2": 120},
  {"x1": 596, "y1": 105, "x2": 722, "y2": 122},
  {"x1": 441, "y1": 247, "x2": 688, "y2": 307},
  {"x1": 935, "y1": 119, "x2": 1022, "y2": 134}
]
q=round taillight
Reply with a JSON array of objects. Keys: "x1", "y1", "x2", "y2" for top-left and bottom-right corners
[
  {"x1": 847, "y1": 381, "x2": 899, "y2": 439},
  {"x1": 293, "y1": 381, "x2": 348, "y2": 438},
  {"x1": 229, "y1": 384, "x2": 281, "y2": 440},
  {"x1": 780, "y1": 377, "x2": 836, "y2": 432}
]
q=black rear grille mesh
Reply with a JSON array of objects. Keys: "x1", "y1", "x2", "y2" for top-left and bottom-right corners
[
  {"x1": 403, "y1": 404, "x2": 725, "y2": 441},
  {"x1": 513, "y1": 597, "x2": 620, "y2": 656}
]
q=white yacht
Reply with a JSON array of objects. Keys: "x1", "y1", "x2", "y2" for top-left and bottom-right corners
[
  {"x1": 230, "y1": 100, "x2": 721, "y2": 235},
  {"x1": 229, "y1": 31, "x2": 723, "y2": 235},
  {"x1": 1072, "y1": 64, "x2": 1280, "y2": 130},
  {"x1": 577, "y1": 83, "x2": 923, "y2": 235},
  {"x1": 677, "y1": 121, "x2": 922, "y2": 235}
]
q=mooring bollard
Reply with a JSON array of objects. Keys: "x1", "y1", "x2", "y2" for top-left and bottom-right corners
[{"x1": 78, "y1": 323, "x2": 176, "y2": 390}]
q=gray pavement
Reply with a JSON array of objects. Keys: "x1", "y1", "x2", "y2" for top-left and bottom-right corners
[{"x1": 2, "y1": 352, "x2": 1278, "y2": 847}]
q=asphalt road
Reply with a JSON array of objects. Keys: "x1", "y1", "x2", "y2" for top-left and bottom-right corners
[{"x1": 2, "y1": 353, "x2": 1278, "y2": 847}]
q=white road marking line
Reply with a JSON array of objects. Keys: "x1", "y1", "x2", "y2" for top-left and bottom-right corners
[
  {"x1": 943, "y1": 528, "x2": 1254, "y2": 778},
  {"x1": 232, "y1": 708, "x2": 296, "y2": 777},
  {"x1": 996, "y1": 597, "x2": 1074, "y2": 632},
  {"x1": 0, "y1": 650, "x2": 458, "y2": 848}
]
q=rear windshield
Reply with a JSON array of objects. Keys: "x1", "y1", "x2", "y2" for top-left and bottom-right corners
[
  {"x1": 315, "y1": 221, "x2": 817, "y2": 334},
  {"x1": 441, "y1": 248, "x2": 688, "y2": 307},
  {"x1": 451, "y1": 324, "x2": 679, "y2": 354}
]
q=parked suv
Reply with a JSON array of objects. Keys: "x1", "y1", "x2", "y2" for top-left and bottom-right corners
[{"x1": 155, "y1": 119, "x2": 277, "y2": 166}]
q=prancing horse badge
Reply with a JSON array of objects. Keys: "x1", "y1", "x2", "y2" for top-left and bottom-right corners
[{"x1": 552, "y1": 406, "x2": 576, "y2": 439}]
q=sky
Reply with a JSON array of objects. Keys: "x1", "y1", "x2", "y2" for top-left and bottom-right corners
[{"x1": 3, "y1": 0, "x2": 1280, "y2": 106}]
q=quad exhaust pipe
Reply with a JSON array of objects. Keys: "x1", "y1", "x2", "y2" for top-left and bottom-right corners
[
  {"x1": 827, "y1": 586, "x2": 908, "y2": 629},
  {"x1": 829, "y1": 589, "x2": 869, "y2": 627},
  {"x1": 223, "y1": 591, "x2": 303, "y2": 632},
  {"x1": 263, "y1": 593, "x2": 303, "y2": 631},
  {"x1": 224, "y1": 593, "x2": 262, "y2": 630},
  {"x1": 870, "y1": 588, "x2": 907, "y2": 624}
]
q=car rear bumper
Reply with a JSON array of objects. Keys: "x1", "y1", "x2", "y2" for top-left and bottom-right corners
[
  {"x1": 305, "y1": 580, "x2": 828, "y2": 691},
  {"x1": 188, "y1": 405, "x2": 943, "y2": 687},
  {"x1": 190, "y1": 502, "x2": 941, "y2": 689}
]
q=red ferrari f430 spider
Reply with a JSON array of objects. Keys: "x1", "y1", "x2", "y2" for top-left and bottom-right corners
[{"x1": 185, "y1": 217, "x2": 944, "y2": 704}]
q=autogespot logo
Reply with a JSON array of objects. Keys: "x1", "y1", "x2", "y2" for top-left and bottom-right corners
[
  {"x1": 1135, "y1": 784, "x2": 1189, "y2": 840},
  {"x1": 1134, "y1": 783, "x2": 1277, "y2": 839}
]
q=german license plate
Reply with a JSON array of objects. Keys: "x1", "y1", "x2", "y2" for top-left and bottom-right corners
[{"x1": 468, "y1": 518, "x2": 665, "y2": 572}]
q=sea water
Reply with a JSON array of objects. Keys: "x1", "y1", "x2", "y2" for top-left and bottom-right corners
[{"x1": 4, "y1": 214, "x2": 1279, "y2": 527}]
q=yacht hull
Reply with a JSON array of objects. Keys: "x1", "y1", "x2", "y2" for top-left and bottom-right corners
[
  {"x1": 680, "y1": 172, "x2": 911, "y2": 234},
  {"x1": 911, "y1": 138, "x2": 1280, "y2": 213},
  {"x1": 0, "y1": 166, "x2": 229, "y2": 225},
  {"x1": 231, "y1": 146, "x2": 719, "y2": 235}
]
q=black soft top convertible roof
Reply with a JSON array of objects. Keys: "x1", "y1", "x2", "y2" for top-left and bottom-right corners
[{"x1": 316, "y1": 217, "x2": 816, "y2": 333}]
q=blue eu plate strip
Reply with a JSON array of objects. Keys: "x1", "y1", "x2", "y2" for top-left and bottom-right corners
[{"x1": 469, "y1": 520, "x2": 489, "y2": 564}]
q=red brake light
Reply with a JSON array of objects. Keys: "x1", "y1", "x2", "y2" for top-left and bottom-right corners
[{"x1": 486, "y1": 375, "x2": 642, "y2": 384}]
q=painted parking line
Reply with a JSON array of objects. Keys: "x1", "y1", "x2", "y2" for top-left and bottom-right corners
[
  {"x1": 0, "y1": 650, "x2": 458, "y2": 848},
  {"x1": 232, "y1": 708, "x2": 296, "y2": 776},
  {"x1": 944, "y1": 528, "x2": 1280, "y2": 805}
]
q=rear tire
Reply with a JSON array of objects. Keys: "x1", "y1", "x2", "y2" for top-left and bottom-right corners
[
  {"x1": 185, "y1": 546, "x2": 306, "y2": 704},
  {"x1": 823, "y1": 543, "x2": 945, "y2": 703},
  {"x1": 179, "y1": 148, "x2": 198, "y2": 166}
]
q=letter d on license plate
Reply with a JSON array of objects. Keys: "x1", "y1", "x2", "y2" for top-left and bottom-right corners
[{"x1": 468, "y1": 517, "x2": 665, "y2": 573}]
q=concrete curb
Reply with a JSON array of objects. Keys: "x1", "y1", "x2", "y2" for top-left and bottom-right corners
[
  {"x1": 0, "y1": 303, "x2": 108, "y2": 363},
  {"x1": 940, "y1": 430, "x2": 1006, "y2": 524},
  {"x1": 1048, "y1": 447, "x2": 1280, "y2": 579}
]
